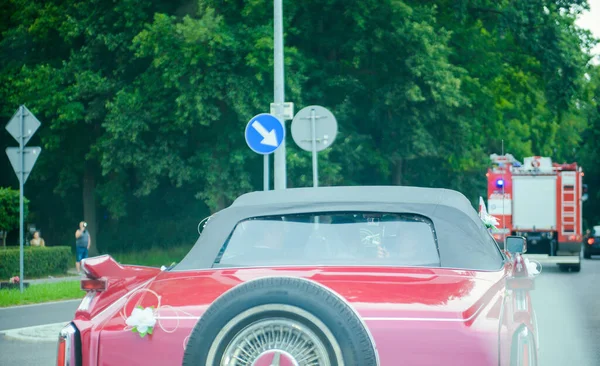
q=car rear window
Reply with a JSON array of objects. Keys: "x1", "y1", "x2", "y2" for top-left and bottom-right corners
[{"x1": 213, "y1": 212, "x2": 441, "y2": 268}]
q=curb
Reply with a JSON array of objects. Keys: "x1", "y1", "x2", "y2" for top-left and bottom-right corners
[
  {"x1": 0, "y1": 298, "x2": 82, "y2": 310},
  {"x1": 26, "y1": 274, "x2": 82, "y2": 285},
  {"x1": 0, "y1": 322, "x2": 68, "y2": 342}
]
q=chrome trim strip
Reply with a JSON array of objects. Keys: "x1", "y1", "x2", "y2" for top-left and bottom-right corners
[
  {"x1": 77, "y1": 292, "x2": 96, "y2": 312},
  {"x1": 155, "y1": 316, "x2": 200, "y2": 320},
  {"x1": 58, "y1": 323, "x2": 77, "y2": 366},
  {"x1": 497, "y1": 292, "x2": 506, "y2": 366},
  {"x1": 363, "y1": 317, "x2": 469, "y2": 322},
  {"x1": 362, "y1": 303, "x2": 485, "y2": 323},
  {"x1": 515, "y1": 291, "x2": 528, "y2": 312},
  {"x1": 170, "y1": 263, "x2": 506, "y2": 273}
]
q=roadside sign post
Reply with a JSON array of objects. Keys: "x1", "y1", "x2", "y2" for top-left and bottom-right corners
[
  {"x1": 264, "y1": 155, "x2": 269, "y2": 191},
  {"x1": 19, "y1": 107, "x2": 24, "y2": 294},
  {"x1": 291, "y1": 106, "x2": 338, "y2": 187},
  {"x1": 273, "y1": 0, "x2": 287, "y2": 190},
  {"x1": 266, "y1": 103, "x2": 294, "y2": 191},
  {"x1": 310, "y1": 108, "x2": 318, "y2": 187},
  {"x1": 245, "y1": 113, "x2": 285, "y2": 191},
  {"x1": 5, "y1": 105, "x2": 43, "y2": 293}
]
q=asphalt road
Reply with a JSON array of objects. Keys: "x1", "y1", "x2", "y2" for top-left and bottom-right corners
[
  {"x1": 0, "y1": 299, "x2": 80, "y2": 331},
  {"x1": 531, "y1": 257, "x2": 600, "y2": 366},
  {"x1": 0, "y1": 260, "x2": 599, "y2": 365},
  {"x1": 0, "y1": 300, "x2": 80, "y2": 366},
  {"x1": 0, "y1": 337, "x2": 58, "y2": 366}
]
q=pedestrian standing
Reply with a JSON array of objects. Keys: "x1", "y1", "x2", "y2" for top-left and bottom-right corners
[
  {"x1": 30, "y1": 231, "x2": 46, "y2": 247},
  {"x1": 75, "y1": 221, "x2": 90, "y2": 274}
]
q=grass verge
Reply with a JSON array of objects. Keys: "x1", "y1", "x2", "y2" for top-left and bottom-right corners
[
  {"x1": 108, "y1": 245, "x2": 192, "y2": 267},
  {"x1": 0, "y1": 245, "x2": 192, "y2": 307},
  {"x1": 0, "y1": 281, "x2": 84, "y2": 308}
]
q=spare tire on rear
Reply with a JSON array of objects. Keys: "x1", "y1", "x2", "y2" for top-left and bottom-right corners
[{"x1": 181, "y1": 276, "x2": 378, "y2": 366}]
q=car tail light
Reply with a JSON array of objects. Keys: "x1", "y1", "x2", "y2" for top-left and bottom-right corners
[
  {"x1": 56, "y1": 323, "x2": 78, "y2": 366},
  {"x1": 81, "y1": 278, "x2": 107, "y2": 292},
  {"x1": 588, "y1": 238, "x2": 595, "y2": 245}
]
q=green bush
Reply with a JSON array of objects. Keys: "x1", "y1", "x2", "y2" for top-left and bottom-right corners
[{"x1": 0, "y1": 246, "x2": 71, "y2": 279}]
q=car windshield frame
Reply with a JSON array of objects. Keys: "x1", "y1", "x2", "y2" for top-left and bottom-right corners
[{"x1": 211, "y1": 211, "x2": 442, "y2": 269}]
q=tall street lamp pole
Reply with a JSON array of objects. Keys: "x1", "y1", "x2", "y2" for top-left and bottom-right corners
[{"x1": 273, "y1": 0, "x2": 287, "y2": 189}]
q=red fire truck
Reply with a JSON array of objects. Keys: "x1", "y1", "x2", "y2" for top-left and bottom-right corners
[{"x1": 486, "y1": 154, "x2": 585, "y2": 272}]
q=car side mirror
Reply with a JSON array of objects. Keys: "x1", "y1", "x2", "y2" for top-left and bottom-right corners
[{"x1": 505, "y1": 236, "x2": 527, "y2": 254}]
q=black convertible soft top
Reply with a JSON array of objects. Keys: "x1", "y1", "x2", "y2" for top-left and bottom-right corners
[{"x1": 174, "y1": 186, "x2": 505, "y2": 271}]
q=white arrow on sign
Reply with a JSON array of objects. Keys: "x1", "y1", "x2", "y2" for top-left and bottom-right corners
[{"x1": 252, "y1": 121, "x2": 278, "y2": 147}]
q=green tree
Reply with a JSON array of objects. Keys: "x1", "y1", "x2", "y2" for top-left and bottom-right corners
[
  {"x1": 579, "y1": 65, "x2": 600, "y2": 228},
  {"x1": 99, "y1": 0, "x2": 471, "y2": 208},
  {"x1": 0, "y1": 0, "x2": 191, "y2": 252},
  {"x1": 0, "y1": 187, "x2": 29, "y2": 247},
  {"x1": 1, "y1": 0, "x2": 596, "y2": 252},
  {"x1": 425, "y1": 0, "x2": 596, "y2": 202}
]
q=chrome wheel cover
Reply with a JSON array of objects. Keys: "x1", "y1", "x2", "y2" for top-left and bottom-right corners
[
  {"x1": 222, "y1": 318, "x2": 329, "y2": 366},
  {"x1": 207, "y1": 304, "x2": 344, "y2": 366}
]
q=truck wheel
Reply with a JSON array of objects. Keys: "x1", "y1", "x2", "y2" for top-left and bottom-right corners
[
  {"x1": 559, "y1": 263, "x2": 581, "y2": 272},
  {"x1": 583, "y1": 251, "x2": 591, "y2": 259},
  {"x1": 181, "y1": 276, "x2": 378, "y2": 366}
]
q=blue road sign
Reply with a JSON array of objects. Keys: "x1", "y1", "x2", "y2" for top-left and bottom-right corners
[{"x1": 245, "y1": 113, "x2": 285, "y2": 155}]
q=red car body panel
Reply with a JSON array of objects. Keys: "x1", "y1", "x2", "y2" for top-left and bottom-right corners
[{"x1": 73, "y1": 258, "x2": 534, "y2": 366}]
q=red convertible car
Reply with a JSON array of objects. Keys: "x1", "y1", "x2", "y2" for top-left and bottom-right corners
[{"x1": 58, "y1": 186, "x2": 539, "y2": 366}]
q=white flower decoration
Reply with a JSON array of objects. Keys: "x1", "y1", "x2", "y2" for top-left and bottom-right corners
[
  {"x1": 126, "y1": 306, "x2": 157, "y2": 337},
  {"x1": 480, "y1": 213, "x2": 499, "y2": 230},
  {"x1": 478, "y1": 197, "x2": 499, "y2": 230},
  {"x1": 524, "y1": 258, "x2": 541, "y2": 276}
]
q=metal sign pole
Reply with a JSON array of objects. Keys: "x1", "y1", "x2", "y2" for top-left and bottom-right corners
[
  {"x1": 273, "y1": 0, "x2": 286, "y2": 190},
  {"x1": 5, "y1": 105, "x2": 42, "y2": 294},
  {"x1": 19, "y1": 106, "x2": 24, "y2": 293},
  {"x1": 264, "y1": 155, "x2": 269, "y2": 191},
  {"x1": 310, "y1": 108, "x2": 318, "y2": 187},
  {"x1": 291, "y1": 105, "x2": 338, "y2": 190}
]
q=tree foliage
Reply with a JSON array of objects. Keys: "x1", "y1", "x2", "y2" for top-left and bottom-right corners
[
  {"x1": 579, "y1": 65, "x2": 600, "y2": 227},
  {"x1": 0, "y1": 187, "x2": 29, "y2": 246},
  {"x1": 1, "y1": 0, "x2": 598, "y2": 251}
]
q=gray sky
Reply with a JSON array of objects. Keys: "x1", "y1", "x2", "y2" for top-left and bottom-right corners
[{"x1": 576, "y1": 0, "x2": 600, "y2": 64}]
